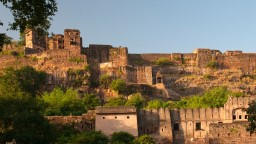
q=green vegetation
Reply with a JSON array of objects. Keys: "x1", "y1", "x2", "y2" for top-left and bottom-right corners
[
  {"x1": 125, "y1": 93, "x2": 146, "y2": 110},
  {"x1": 111, "y1": 131, "x2": 135, "y2": 144},
  {"x1": 206, "y1": 61, "x2": 219, "y2": 69},
  {"x1": 174, "y1": 87, "x2": 243, "y2": 108},
  {"x1": 147, "y1": 99, "x2": 170, "y2": 109},
  {"x1": 0, "y1": 66, "x2": 55, "y2": 143},
  {"x1": 100, "y1": 74, "x2": 113, "y2": 88},
  {"x1": 203, "y1": 74, "x2": 214, "y2": 80},
  {"x1": 105, "y1": 96, "x2": 127, "y2": 106},
  {"x1": 244, "y1": 100, "x2": 256, "y2": 134},
  {"x1": 155, "y1": 57, "x2": 173, "y2": 66},
  {"x1": 65, "y1": 131, "x2": 109, "y2": 144},
  {"x1": 0, "y1": 34, "x2": 12, "y2": 51},
  {"x1": 0, "y1": 0, "x2": 57, "y2": 32},
  {"x1": 82, "y1": 93, "x2": 100, "y2": 110},
  {"x1": 40, "y1": 87, "x2": 100, "y2": 116},
  {"x1": 133, "y1": 135, "x2": 155, "y2": 144},
  {"x1": 69, "y1": 57, "x2": 85, "y2": 63},
  {"x1": 0, "y1": 66, "x2": 46, "y2": 97},
  {"x1": 110, "y1": 79, "x2": 127, "y2": 93}
]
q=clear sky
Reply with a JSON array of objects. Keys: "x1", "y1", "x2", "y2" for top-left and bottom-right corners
[{"x1": 1, "y1": 0, "x2": 256, "y2": 53}]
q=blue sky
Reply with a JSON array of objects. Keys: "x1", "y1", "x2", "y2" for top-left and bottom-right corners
[{"x1": 1, "y1": 0, "x2": 256, "y2": 53}]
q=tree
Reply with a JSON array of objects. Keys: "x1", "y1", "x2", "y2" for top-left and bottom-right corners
[
  {"x1": 110, "y1": 79, "x2": 126, "y2": 93},
  {"x1": 0, "y1": 0, "x2": 57, "y2": 33},
  {"x1": 41, "y1": 87, "x2": 86, "y2": 116},
  {"x1": 147, "y1": 99, "x2": 169, "y2": 109},
  {"x1": 0, "y1": 67, "x2": 55, "y2": 143},
  {"x1": 155, "y1": 57, "x2": 172, "y2": 66},
  {"x1": 82, "y1": 93, "x2": 100, "y2": 110},
  {"x1": 245, "y1": 100, "x2": 256, "y2": 134},
  {"x1": 0, "y1": 34, "x2": 12, "y2": 51},
  {"x1": 125, "y1": 93, "x2": 146, "y2": 110},
  {"x1": 99, "y1": 74, "x2": 113, "y2": 88},
  {"x1": 0, "y1": 66, "x2": 47, "y2": 97},
  {"x1": 104, "y1": 96, "x2": 127, "y2": 106},
  {"x1": 133, "y1": 135, "x2": 155, "y2": 144},
  {"x1": 111, "y1": 131, "x2": 135, "y2": 144},
  {"x1": 67, "y1": 131, "x2": 109, "y2": 144}
]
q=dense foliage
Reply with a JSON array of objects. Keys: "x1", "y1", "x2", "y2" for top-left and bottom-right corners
[
  {"x1": 67, "y1": 131, "x2": 109, "y2": 144},
  {"x1": 111, "y1": 131, "x2": 135, "y2": 144},
  {"x1": 0, "y1": 0, "x2": 57, "y2": 32},
  {"x1": 0, "y1": 66, "x2": 47, "y2": 97},
  {"x1": 100, "y1": 74, "x2": 113, "y2": 88},
  {"x1": 245, "y1": 100, "x2": 256, "y2": 134},
  {"x1": 41, "y1": 87, "x2": 86, "y2": 116},
  {"x1": 110, "y1": 79, "x2": 126, "y2": 93},
  {"x1": 155, "y1": 57, "x2": 172, "y2": 66},
  {"x1": 147, "y1": 99, "x2": 170, "y2": 109},
  {"x1": 125, "y1": 93, "x2": 146, "y2": 110},
  {"x1": 133, "y1": 135, "x2": 155, "y2": 144},
  {"x1": 0, "y1": 67, "x2": 55, "y2": 143},
  {"x1": 105, "y1": 96, "x2": 127, "y2": 106},
  {"x1": 174, "y1": 87, "x2": 243, "y2": 108}
]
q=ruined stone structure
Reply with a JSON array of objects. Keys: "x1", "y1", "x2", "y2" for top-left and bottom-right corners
[
  {"x1": 47, "y1": 110, "x2": 95, "y2": 132},
  {"x1": 95, "y1": 96, "x2": 256, "y2": 144}
]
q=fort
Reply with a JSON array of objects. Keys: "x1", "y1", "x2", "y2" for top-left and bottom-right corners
[{"x1": 1, "y1": 28, "x2": 256, "y2": 143}]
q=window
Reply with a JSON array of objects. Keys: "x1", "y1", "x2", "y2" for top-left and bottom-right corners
[
  {"x1": 127, "y1": 116, "x2": 130, "y2": 119},
  {"x1": 196, "y1": 122, "x2": 201, "y2": 131},
  {"x1": 115, "y1": 116, "x2": 117, "y2": 119},
  {"x1": 174, "y1": 123, "x2": 179, "y2": 131},
  {"x1": 233, "y1": 115, "x2": 236, "y2": 120},
  {"x1": 102, "y1": 117, "x2": 105, "y2": 119},
  {"x1": 245, "y1": 115, "x2": 248, "y2": 119},
  {"x1": 239, "y1": 115, "x2": 242, "y2": 119}
]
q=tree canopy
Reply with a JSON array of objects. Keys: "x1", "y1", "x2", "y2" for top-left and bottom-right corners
[
  {"x1": 245, "y1": 100, "x2": 256, "y2": 134},
  {"x1": 125, "y1": 93, "x2": 146, "y2": 110},
  {"x1": 0, "y1": 66, "x2": 47, "y2": 97},
  {"x1": 110, "y1": 79, "x2": 126, "y2": 93},
  {"x1": 0, "y1": 0, "x2": 57, "y2": 32},
  {"x1": 133, "y1": 135, "x2": 155, "y2": 144},
  {"x1": 0, "y1": 66, "x2": 55, "y2": 143},
  {"x1": 111, "y1": 131, "x2": 135, "y2": 144},
  {"x1": 41, "y1": 87, "x2": 86, "y2": 116}
]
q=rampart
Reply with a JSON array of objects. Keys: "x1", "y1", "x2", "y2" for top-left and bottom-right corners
[
  {"x1": 46, "y1": 110, "x2": 95, "y2": 132},
  {"x1": 209, "y1": 122, "x2": 256, "y2": 144}
]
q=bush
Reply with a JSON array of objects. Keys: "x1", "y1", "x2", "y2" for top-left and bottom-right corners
[
  {"x1": 125, "y1": 93, "x2": 146, "y2": 110},
  {"x1": 110, "y1": 79, "x2": 126, "y2": 93},
  {"x1": 133, "y1": 135, "x2": 155, "y2": 144},
  {"x1": 206, "y1": 61, "x2": 218, "y2": 69},
  {"x1": 155, "y1": 57, "x2": 172, "y2": 66},
  {"x1": 99, "y1": 74, "x2": 113, "y2": 88},
  {"x1": 111, "y1": 131, "x2": 134, "y2": 144},
  {"x1": 104, "y1": 96, "x2": 127, "y2": 106}
]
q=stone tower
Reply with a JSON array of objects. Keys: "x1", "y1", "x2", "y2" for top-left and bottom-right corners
[{"x1": 64, "y1": 29, "x2": 82, "y2": 49}]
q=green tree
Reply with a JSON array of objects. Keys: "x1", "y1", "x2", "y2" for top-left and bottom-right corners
[
  {"x1": 0, "y1": 34, "x2": 12, "y2": 51},
  {"x1": 67, "y1": 131, "x2": 109, "y2": 144},
  {"x1": 104, "y1": 96, "x2": 127, "y2": 106},
  {"x1": 147, "y1": 99, "x2": 170, "y2": 109},
  {"x1": 82, "y1": 93, "x2": 100, "y2": 110},
  {"x1": 133, "y1": 135, "x2": 155, "y2": 144},
  {"x1": 110, "y1": 79, "x2": 126, "y2": 93},
  {"x1": 125, "y1": 93, "x2": 146, "y2": 110},
  {"x1": 99, "y1": 74, "x2": 113, "y2": 88},
  {"x1": 245, "y1": 100, "x2": 256, "y2": 134},
  {"x1": 0, "y1": 0, "x2": 57, "y2": 32},
  {"x1": 0, "y1": 66, "x2": 47, "y2": 97},
  {"x1": 155, "y1": 57, "x2": 172, "y2": 66},
  {"x1": 111, "y1": 131, "x2": 135, "y2": 144},
  {"x1": 41, "y1": 87, "x2": 86, "y2": 116}
]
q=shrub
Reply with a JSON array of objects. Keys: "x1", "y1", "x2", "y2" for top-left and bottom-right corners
[
  {"x1": 206, "y1": 61, "x2": 218, "y2": 69},
  {"x1": 155, "y1": 57, "x2": 172, "y2": 66}
]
